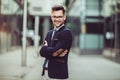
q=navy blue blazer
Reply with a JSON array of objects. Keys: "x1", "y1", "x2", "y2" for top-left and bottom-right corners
[{"x1": 40, "y1": 26, "x2": 72, "y2": 79}]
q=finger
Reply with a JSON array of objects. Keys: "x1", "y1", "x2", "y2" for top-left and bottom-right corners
[
  {"x1": 62, "y1": 50, "x2": 68, "y2": 55},
  {"x1": 59, "y1": 52, "x2": 67, "y2": 57},
  {"x1": 59, "y1": 53, "x2": 66, "y2": 57},
  {"x1": 57, "y1": 49, "x2": 63, "y2": 54},
  {"x1": 53, "y1": 49, "x2": 63, "y2": 56},
  {"x1": 64, "y1": 49, "x2": 68, "y2": 53},
  {"x1": 59, "y1": 54, "x2": 65, "y2": 57},
  {"x1": 53, "y1": 52, "x2": 58, "y2": 56},
  {"x1": 58, "y1": 49, "x2": 63, "y2": 52}
]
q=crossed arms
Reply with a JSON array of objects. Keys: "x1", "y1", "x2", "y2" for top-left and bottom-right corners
[
  {"x1": 44, "y1": 40, "x2": 68, "y2": 57},
  {"x1": 40, "y1": 30, "x2": 72, "y2": 59}
]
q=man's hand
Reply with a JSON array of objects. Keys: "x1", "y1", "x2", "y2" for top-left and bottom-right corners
[
  {"x1": 59, "y1": 49, "x2": 68, "y2": 57},
  {"x1": 53, "y1": 49, "x2": 63, "y2": 56},
  {"x1": 53, "y1": 49, "x2": 68, "y2": 57},
  {"x1": 43, "y1": 41, "x2": 68, "y2": 57}
]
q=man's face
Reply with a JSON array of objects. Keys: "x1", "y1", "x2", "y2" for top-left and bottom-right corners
[{"x1": 51, "y1": 10, "x2": 66, "y2": 28}]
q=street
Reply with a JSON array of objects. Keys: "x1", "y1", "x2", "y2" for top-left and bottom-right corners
[{"x1": 0, "y1": 47, "x2": 120, "y2": 80}]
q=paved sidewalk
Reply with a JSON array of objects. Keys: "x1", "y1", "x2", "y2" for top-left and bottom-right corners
[
  {"x1": 1, "y1": 47, "x2": 120, "y2": 80},
  {"x1": 0, "y1": 46, "x2": 40, "y2": 80},
  {"x1": 24, "y1": 47, "x2": 120, "y2": 80}
]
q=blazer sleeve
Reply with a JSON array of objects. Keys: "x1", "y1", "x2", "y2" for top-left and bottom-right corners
[{"x1": 40, "y1": 30, "x2": 72, "y2": 59}]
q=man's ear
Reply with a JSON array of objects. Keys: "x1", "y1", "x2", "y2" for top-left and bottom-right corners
[{"x1": 64, "y1": 16, "x2": 66, "y2": 20}]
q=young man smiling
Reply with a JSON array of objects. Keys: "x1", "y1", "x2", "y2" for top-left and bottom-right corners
[{"x1": 40, "y1": 5, "x2": 72, "y2": 80}]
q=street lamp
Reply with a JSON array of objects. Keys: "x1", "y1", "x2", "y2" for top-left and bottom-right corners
[{"x1": 22, "y1": 0, "x2": 27, "y2": 66}]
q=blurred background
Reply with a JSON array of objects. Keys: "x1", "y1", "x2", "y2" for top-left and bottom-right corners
[
  {"x1": 0, "y1": 0, "x2": 120, "y2": 80},
  {"x1": 0, "y1": 0, "x2": 120, "y2": 59}
]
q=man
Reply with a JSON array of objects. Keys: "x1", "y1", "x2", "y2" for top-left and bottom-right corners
[{"x1": 40, "y1": 5, "x2": 72, "y2": 80}]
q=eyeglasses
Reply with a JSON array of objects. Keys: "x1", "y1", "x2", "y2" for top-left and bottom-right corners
[{"x1": 52, "y1": 16, "x2": 64, "y2": 19}]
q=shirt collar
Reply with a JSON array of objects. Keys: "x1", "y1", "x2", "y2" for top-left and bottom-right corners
[{"x1": 54, "y1": 24, "x2": 64, "y2": 31}]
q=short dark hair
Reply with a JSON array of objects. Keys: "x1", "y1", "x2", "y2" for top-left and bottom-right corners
[{"x1": 51, "y1": 5, "x2": 66, "y2": 15}]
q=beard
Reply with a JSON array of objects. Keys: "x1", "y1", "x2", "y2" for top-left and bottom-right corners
[{"x1": 53, "y1": 21, "x2": 64, "y2": 28}]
